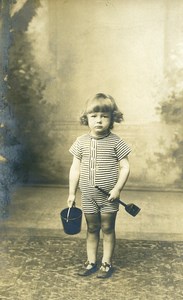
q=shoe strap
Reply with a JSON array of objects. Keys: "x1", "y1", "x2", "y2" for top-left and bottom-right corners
[
  {"x1": 101, "y1": 262, "x2": 111, "y2": 268},
  {"x1": 100, "y1": 262, "x2": 111, "y2": 271},
  {"x1": 84, "y1": 261, "x2": 96, "y2": 269}
]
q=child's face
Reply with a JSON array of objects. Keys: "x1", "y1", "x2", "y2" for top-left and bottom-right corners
[{"x1": 87, "y1": 112, "x2": 111, "y2": 137}]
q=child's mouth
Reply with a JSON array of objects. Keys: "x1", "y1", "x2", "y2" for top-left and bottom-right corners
[{"x1": 95, "y1": 126, "x2": 103, "y2": 129}]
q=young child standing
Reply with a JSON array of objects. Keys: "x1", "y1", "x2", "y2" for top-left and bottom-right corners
[{"x1": 67, "y1": 93, "x2": 131, "y2": 278}]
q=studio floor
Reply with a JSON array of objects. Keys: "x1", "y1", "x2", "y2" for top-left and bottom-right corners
[{"x1": 0, "y1": 186, "x2": 183, "y2": 300}]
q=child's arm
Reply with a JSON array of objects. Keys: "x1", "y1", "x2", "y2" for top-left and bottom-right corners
[
  {"x1": 67, "y1": 156, "x2": 81, "y2": 207},
  {"x1": 108, "y1": 156, "x2": 130, "y2": 201}
]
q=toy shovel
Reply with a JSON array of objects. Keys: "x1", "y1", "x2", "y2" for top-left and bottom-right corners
[{"x1": 95, "y1": 186, "x2": 141, "y2": 217}]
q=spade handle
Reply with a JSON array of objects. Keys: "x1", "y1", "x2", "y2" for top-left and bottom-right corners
[{"x1": 95, "y1": 186, "x2": 127, "y2": 207}]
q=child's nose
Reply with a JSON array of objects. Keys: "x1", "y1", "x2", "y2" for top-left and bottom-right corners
[{"x1": 96, "y1": 116, "x2": 102, "y2": 123}]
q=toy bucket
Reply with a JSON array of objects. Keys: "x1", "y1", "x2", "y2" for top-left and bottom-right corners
[{"x1": 60, "y1": 207, "x2": 82, "y2": 235}]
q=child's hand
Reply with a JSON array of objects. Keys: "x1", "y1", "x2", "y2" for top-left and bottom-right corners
[
  {"x1": 67, "y1": 195, "x2": 76, "y2": 208},
  {"x1": 108, "y1": 188, "x2": 120, "y2": 202}
]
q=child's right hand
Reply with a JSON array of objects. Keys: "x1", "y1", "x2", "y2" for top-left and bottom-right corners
[{"x1": 67, "y1": 195, "x2": 76, "y2": 208}]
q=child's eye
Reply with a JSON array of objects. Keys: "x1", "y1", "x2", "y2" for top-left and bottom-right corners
[
  {"x1": 102, "y1": 115, "x2": 109, "y2": 118},
  {"x1": 91, "y1": 114, "x2": 96, "y2": 117}
]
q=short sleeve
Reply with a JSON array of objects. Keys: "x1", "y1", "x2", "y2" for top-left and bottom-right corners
[
  {"x1": 69, "y1": 138, "x2": 82, "y2": 160},
  {"x1": 115, "y1": 139, "x2": 131, "y2": 161}
]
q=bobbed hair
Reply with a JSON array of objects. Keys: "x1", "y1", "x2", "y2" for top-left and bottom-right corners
[{"x1": 80, "y1": 93, "x2": 123, "y2": 129}]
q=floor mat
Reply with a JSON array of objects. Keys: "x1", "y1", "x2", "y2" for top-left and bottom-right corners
[{"x1": 0, "y1": 235, "x2": 182, "y2": 300}]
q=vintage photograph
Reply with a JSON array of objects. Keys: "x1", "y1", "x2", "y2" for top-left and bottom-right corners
[{"x1": 0, "y1": 0, "x2": 183, "y2": 299}]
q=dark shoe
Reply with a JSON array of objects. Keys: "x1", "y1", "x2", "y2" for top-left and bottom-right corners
[
  {"x1": 77, "y1": 261, "x2": 97, "y2": 276},
  {"x1": 97, "y1": 262, "x2": 113, "y2": 278}
]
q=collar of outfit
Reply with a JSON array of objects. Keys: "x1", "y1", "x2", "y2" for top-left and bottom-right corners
[{"x1": 88, "y1": 131, "x2": 111, "y2": 140}]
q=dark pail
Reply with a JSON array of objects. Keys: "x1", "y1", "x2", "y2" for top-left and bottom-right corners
[{"x1": 60, "y1": 207, "x2": 82, "y2": 235}]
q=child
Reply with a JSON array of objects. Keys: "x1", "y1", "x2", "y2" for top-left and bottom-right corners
[{"x1": 67, "y1": 93, "x2": 131, "y2": 278}]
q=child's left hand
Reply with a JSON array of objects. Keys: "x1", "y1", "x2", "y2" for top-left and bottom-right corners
[{"x1": 108, "y1": 188, "x2": 121, "y2": 202}]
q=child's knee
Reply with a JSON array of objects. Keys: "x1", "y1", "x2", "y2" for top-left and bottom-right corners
[
  {"x1": 101, "y1": 224, "x2": 114, "y2": 234},
  {"x1": 87, "y1": 224, "x2": 101, "y2": 234}
]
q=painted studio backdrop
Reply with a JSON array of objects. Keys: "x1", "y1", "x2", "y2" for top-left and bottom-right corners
[{"x1": 1, "y1": 0, "x2": 183, "y2": 191}]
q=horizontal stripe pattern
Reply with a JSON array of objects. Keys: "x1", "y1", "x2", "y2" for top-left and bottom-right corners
[{"x1": 69, "y1": 132, "x2": 131, "y2": 213}]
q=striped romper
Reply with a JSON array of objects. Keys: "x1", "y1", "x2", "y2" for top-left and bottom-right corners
[{"x1": 69, "y1": 132, "x2": 131, "y2": 214}]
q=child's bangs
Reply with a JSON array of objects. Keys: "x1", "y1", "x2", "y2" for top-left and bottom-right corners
[{"x1": 86, "y1": 98, "x2": 113, "y2": 114}]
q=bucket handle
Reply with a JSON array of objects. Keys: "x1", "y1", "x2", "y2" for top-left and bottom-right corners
[
  {"x1": 66, "y1": 204, "x2": 75, "y2": 222},
  {"x1": 66, "y1": 207, "x2": 71, "y2": 223}
]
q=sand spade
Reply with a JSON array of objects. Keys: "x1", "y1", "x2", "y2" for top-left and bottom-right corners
[{"x1": 95, "y1": 186, "x2": 141, "y2": 217}]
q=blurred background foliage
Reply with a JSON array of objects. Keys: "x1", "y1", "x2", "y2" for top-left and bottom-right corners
[
  {"x1": 0, "y1": 0, "x2": 22, "y2": 217},
  {"x1": 155, "y1": 44, "x2": 183, "y2": 186},
  {"x1": 8, "y1": 0, "x2": 59, "y2": 183}
]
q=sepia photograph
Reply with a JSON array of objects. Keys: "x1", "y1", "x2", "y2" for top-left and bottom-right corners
[{"x1": 0, "y1": 0, "x2": 183, "y2": 299}]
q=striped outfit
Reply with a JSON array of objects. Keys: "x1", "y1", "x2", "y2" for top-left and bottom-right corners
[{"x1": 69, "y1": 132, "x2": 131, "y2": 214}]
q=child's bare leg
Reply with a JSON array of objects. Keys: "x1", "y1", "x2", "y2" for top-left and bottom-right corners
[
  {"x1": 85, "y1": 213, "x2": 101, "y2": 263},
  {"x1": 101, "y1": 212, "x2": 117, "y2": 264}
]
